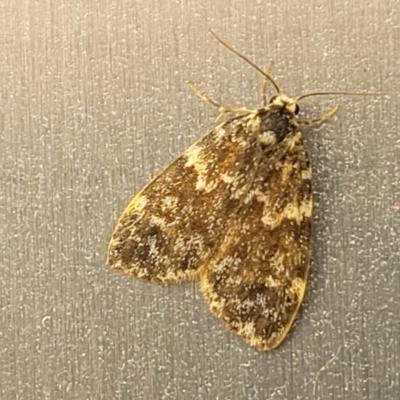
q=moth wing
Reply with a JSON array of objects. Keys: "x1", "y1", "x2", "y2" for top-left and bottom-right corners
[
  {"x1": 200, "y1": 132, "x2": 312, "y2": 350},
  {"x1": 108, "y1": 119, "x2": 260, "y2": 282}
]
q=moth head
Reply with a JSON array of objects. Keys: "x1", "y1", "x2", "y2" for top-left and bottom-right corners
[
  {"x1": 269, "y1": 93, "x2": 300, "y2": 115},
  {"x1": 209, "y1": 29, "x2": 387, "y2": 124}
]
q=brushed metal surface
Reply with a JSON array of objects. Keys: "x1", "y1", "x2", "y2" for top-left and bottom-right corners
[{"x1": 1, "y1": 1, "x2": 399, "y2": 399}]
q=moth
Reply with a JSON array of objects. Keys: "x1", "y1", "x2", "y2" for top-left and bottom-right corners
[{"x1": 108, "y1": 32, "x2": 366, "y2": 350}]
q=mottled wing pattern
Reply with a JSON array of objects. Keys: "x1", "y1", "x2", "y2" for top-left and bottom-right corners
[
  {"x1": 108, "y1": 115, "x2": 263, "y2": 282},
  {"x1": 200, "y1": 111, "x2": 313, "y2": 350},
  {"x1": 109, "y1": 98, "x2": 314, "y2": 350}
]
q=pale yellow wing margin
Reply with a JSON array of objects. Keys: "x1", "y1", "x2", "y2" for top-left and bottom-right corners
[
  {"x1": 200, "y1": 131, "x2": 313, "y2": 350},
  {"x1": 108, "y1": 115, "x2": 261, "y2": 283}
]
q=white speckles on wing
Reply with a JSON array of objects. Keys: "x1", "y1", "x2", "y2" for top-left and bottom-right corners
[
  {"x1": 301, "y1": 168, "x2": 311, "y2": 180},
  {"x1": 147, "y1": 235, "x2": 160, "y2": 256},
  {"x1": 261, "y1": 198, "x2": 312, "y2": 228},
  {"x1": 239, "y1": 321, "x2": 256, "y2": 337},
  {"x1": 149, "y1": 214, "x2": 167, "y2": 227},
  {"x1": 184, "y1": 143, "x2": 211, "y2": 191},
  {"x1": 125, "y1": 193, "x2": 148, "y2": 214},
  {"x1": 212, "y1": 256, "x2": 233, "y2": 274},
  {"x1": 213, "y1": 125, "x2": 230, "y2": 141},
  {"x1": 161, "y1": 196, "x2": 179, "y2": 211},
  {"x1": 220, "y1": 172, "x2": 235, "y2": 184},
  {"x1": 290, "y1": 277, "x2": 306, "y2": 298}
]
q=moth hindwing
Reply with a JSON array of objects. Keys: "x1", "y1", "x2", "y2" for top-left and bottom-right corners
[{"x1": 108, "y1": 35, "x2": 340, "y2": 351}]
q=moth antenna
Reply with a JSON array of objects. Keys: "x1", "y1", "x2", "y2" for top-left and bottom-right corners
[
  {"x1": 209, "y1": 29, "x2": 281, "y2": 94},
  {"x1": 297, "y1": 91, "x2": 389, "y2": 102}
]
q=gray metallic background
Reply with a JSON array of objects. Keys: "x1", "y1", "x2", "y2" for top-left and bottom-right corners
[{"x1": 1, "y1": 1, "x2": 399, "y2": 399}]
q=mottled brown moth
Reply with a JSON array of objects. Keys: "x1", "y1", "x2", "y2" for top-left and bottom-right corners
[{"x1": 108, "y1": 32, "x2": 372, "y2": 350}]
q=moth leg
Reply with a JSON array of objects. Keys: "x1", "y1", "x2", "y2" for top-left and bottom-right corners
[
  {"x1": 189, "y1": 82, "x2": 222, "y2": 109},
  {"x1": 297, "y1": 104, "x2": 340, "y2": 126},
  {"x1": 215, "y1": 106, "x2": 254, "y2": 122},
  {"x1": 189, "y1": 82, "x2": 253, "y2": 121},
  {"x1": 261, "y1": 61, "x2": 274, "y2": 107}
]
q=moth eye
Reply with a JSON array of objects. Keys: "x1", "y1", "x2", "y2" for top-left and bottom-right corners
[{"x1": 294, "y1": 104, "x2": 300, "y2": 115}]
